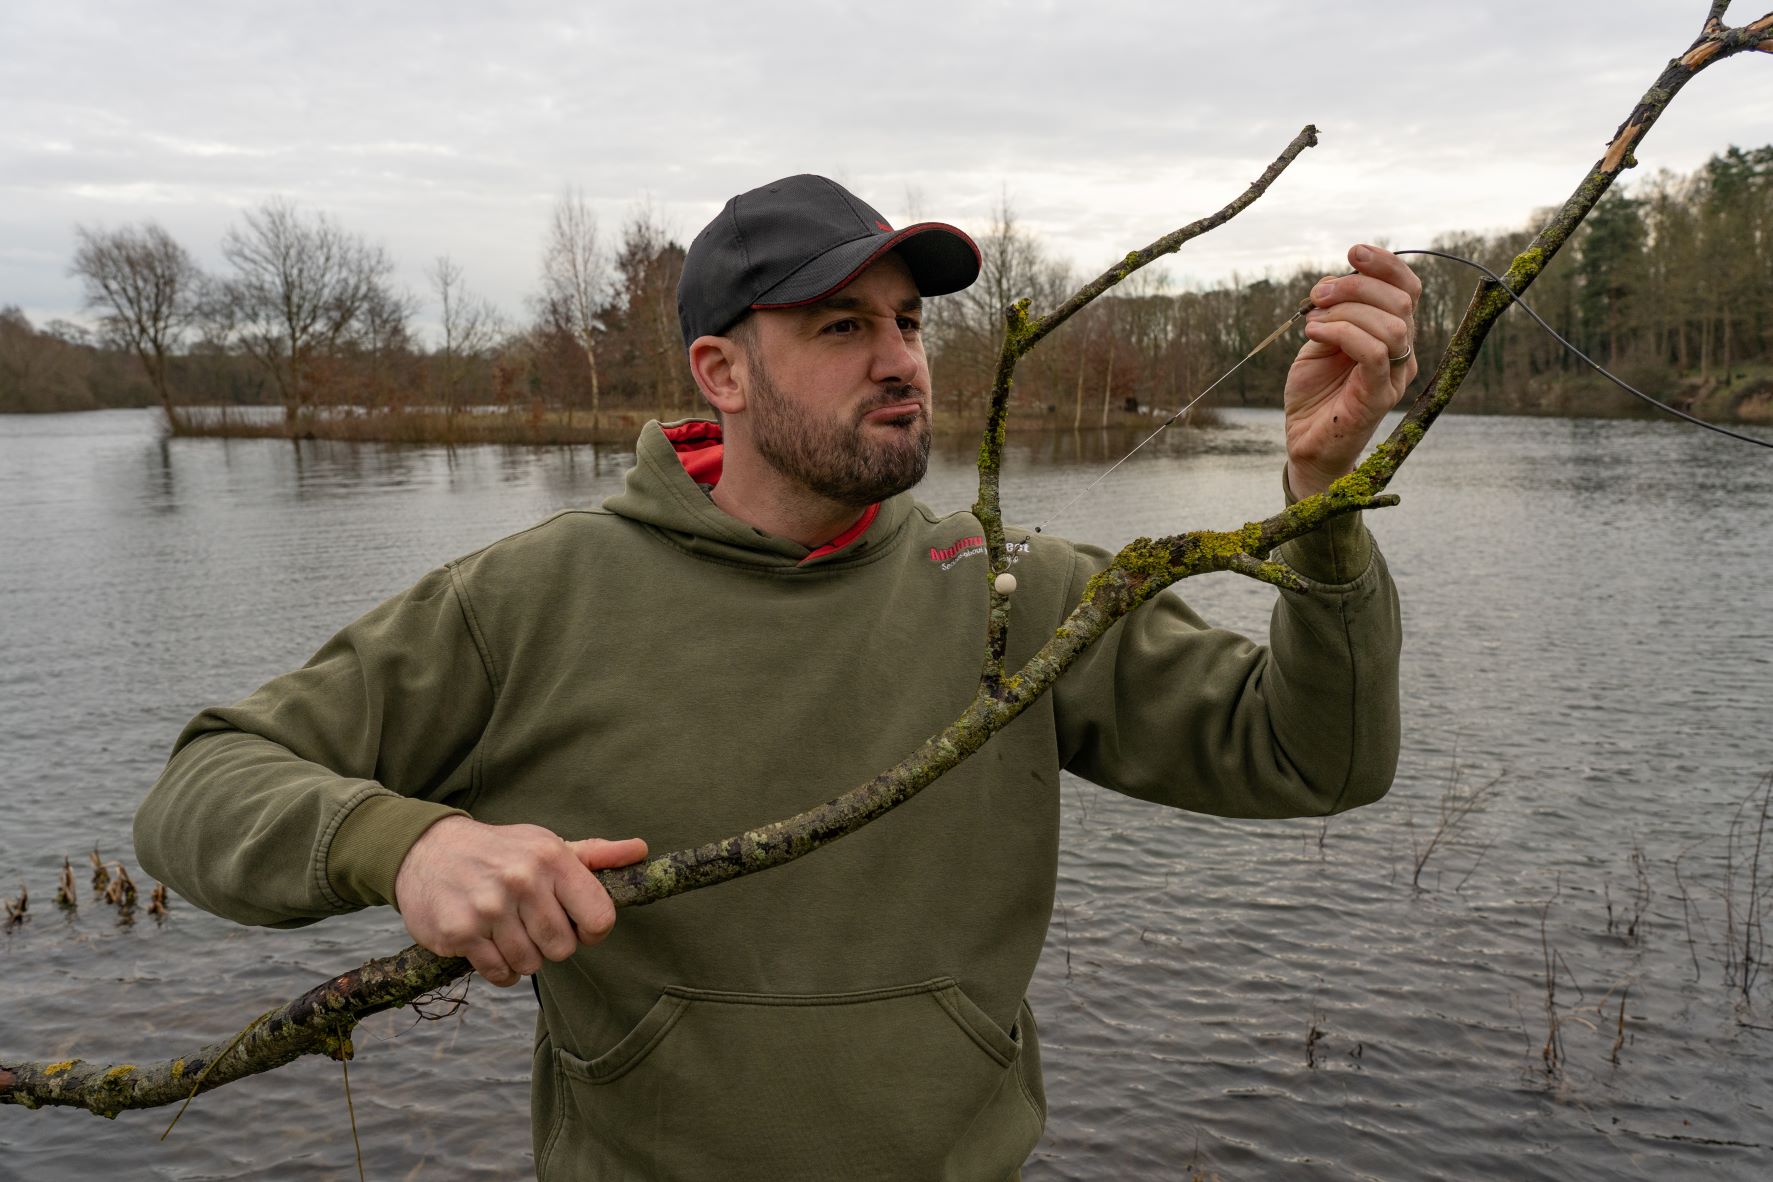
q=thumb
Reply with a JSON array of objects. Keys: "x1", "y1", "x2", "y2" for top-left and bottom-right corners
[{"x1": 568, "y1": 836, "x2": 650, "y2": 870}]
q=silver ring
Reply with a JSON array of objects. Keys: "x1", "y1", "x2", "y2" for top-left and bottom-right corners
[{"x1": 1388, "y1": 344, "x2": 1413, "y2": 365}]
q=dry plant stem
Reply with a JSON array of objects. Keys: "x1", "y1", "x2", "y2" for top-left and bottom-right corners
[{"x1": 5, "y1": 2, "x2": 1769, "y2": 1119}]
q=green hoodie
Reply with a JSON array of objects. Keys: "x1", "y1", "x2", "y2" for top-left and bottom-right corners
[{"x1": 135, "y1": 419, "x2": 1401, "y2": 1181}]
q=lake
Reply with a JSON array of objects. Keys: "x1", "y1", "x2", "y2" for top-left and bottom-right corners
[{"x1": 2, "y1": 406, "x2": 1770, "y2": 1180}]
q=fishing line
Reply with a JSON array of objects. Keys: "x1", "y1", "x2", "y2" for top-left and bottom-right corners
[
  {"x1": 1395, "y1": 249, "x2": 1773, "y2": 450},
  {"x1": 1030, "y1": 291, "x2": 1317, "y2": 533},
  {"x1": 1029, "y1": 246, "x2": 1771, "y2": 536}
]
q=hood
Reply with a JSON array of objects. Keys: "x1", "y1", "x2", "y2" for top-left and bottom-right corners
[{"x1": 600, "y1": 419, "x2": 914, "y2": 570}]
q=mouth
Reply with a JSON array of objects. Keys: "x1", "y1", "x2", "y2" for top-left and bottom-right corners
[{"x1": 861, "y1": 399, "x2": 926, "y2": 426}]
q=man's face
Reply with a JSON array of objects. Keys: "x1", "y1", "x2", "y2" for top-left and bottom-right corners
[{"x1": 739, "y1": 254, "x2": 932, "y2": 507}]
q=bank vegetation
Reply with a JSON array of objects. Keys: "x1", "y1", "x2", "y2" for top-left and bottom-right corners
[{"x1": 2, "y1": 145, "x2": 1768, "y2": 437}]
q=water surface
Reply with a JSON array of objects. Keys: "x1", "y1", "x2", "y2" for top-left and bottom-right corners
[{"x1": 2, "y1": 408, "x2": 1770, "y2": 1179}]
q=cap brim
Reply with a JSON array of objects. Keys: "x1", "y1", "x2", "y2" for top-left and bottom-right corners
[{"x1": 751, "y1": 222, "x2": 981, "y2": 309}]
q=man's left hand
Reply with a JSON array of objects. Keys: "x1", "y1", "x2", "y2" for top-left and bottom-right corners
[{"x1": 1284, "y1": 244, "x2": 1422, "y2": 499}]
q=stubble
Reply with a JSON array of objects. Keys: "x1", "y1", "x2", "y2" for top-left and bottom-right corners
[{"x1": 746, "y1": 356, "x2": 932, "y2": 507}]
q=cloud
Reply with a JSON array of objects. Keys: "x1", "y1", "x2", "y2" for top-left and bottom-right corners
[{"x1": 3, "y1": 0, "x2": 1768, "y2": 327}]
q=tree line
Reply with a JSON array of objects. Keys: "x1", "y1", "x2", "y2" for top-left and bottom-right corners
[{"x1": 2, "y1": 144, "x2": 1767, "y2": 427}]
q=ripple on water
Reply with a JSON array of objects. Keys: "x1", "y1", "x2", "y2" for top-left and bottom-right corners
[{"x1": 3, "y1": 409, "x2": 1771, "y2": 1179}]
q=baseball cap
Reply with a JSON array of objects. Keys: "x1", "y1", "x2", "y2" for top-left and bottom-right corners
[{"x1": 677, "y1": 174, "x2": 981, "y2": 348}]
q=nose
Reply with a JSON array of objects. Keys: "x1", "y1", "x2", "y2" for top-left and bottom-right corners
[{"x1": 867, "y1": 318, "x2": 921, "y2": 387}]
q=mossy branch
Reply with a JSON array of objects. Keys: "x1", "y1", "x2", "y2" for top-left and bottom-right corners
[
  {"x1": 1331, "y1": 3, "x2": 1773, "y2": 501},
  {"x1": 5, "y1": 0, "x2": 1767, "y2": 1120},
  {"x1": 0, "y1": 946, "x2": 462, "y2": 1117},
  {"x1": 970, "y1": 125, "x2": 1320, "y2": 691}
]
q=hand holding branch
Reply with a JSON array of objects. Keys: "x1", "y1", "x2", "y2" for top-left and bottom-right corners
[{"x1": 392, "y1": 817, "x2": 647, "y2": 988}]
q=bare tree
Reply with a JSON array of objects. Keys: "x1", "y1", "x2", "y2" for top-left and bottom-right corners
[
  {"x1": 219, "y1": 198, "x2": 396, "y2": 423},
  {"x1": 538, "y1": 188, "x2": 607, "y2": 429},
  {"x1": 928, "y1": 193, "x2": 1071, "y2": 419},
  {"x1": 0, "y1": 307, "x2": 91, "y2": 412},
  {"x1": 70, "y1": 222, "x2": 202, "y2": 429},
  {"x1": 429, "y1": 255, "x2": 503, "y2": 424},
  {"x1": 347, "y1": 281, "x2": 419, "y2": 407},
  {"x1": 609, "y1": 202, "x2": 691, "y2": 413}
]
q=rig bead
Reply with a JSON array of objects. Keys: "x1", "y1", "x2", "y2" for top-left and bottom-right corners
[{"x1": 994, "y1": 572, "x2": 1018, "y2": 595}]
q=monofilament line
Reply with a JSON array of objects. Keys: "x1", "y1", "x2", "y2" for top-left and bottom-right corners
[
  {"x1": 1394, "y1": 249, "x2": 1773, "y2": 451},
  {"x1": 1031, "y1": 245, "x2": 1770, "y2": 536},
  {"x1": 1031, "y1": 299, "x2": 1311, "y2": 534}
]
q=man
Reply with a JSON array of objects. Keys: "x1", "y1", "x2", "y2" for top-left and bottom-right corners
[{"x1": 136, "y1": 174, "x2": 1416, "y2": 1180}]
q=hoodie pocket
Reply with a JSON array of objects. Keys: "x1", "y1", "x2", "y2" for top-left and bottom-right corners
[{"x1": 543, "y1": 977, "x2": 1041, "y2": 1181}]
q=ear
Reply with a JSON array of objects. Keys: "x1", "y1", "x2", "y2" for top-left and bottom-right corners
[{"x1": 689, "y1": 334, "x2": 748, "y2": 417}]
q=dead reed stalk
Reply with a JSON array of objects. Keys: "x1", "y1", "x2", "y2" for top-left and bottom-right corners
[
  {"x1": 1723, "y1": 772, "x2": 1772, "y2": 1007},
  {"x1": 1408, "y1": 742, "x2": 1505, "y2": 890}
]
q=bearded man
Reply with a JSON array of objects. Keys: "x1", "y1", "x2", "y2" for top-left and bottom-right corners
[{"x1": 136, "y1": 174, "x2": 1416, "y2": 1181}]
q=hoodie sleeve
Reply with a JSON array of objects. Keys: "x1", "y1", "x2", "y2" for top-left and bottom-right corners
[
  {"x1": 1051, "y1": 506, "x2": 1402, "y2": 818},
  {"x1": 132, "y1": 564, "x2": 495, "y2": 928}
]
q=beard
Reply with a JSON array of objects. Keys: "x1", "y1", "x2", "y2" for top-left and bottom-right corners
[{"x1": 745, "y1": 356, "x2": 932, "y2": 508}]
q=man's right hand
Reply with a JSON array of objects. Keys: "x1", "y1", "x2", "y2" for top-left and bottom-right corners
[{"x1": 392, "y1": 815, "x2": 649, "y2": 988}]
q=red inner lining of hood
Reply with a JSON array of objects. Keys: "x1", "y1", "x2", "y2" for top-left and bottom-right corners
[{"x1": 662, "y1": 420, "x2": 878, "y2": 565}]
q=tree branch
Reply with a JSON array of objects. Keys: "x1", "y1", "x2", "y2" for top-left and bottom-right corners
[
  {"x1": 971, "y1": 124, "x2": 1319, "y2": 691},
  {"x1": 5, "y1": 1, "x2": 1768, "y2": 1119},
  {"x1": 1338, "y1": 2, "x2": 1773, "y2": 498}
]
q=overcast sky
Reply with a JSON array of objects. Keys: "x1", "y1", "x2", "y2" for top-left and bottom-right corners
[{"x1": 4, "y1": 0, "x2": 1769, "y2": 339}]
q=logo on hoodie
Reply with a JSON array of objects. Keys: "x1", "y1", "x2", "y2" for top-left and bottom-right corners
[{"x1": 929, "y1": 535, "x2": 1028, "y2": 572}]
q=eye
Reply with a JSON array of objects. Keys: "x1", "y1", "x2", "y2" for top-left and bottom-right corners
[
  {"x1": 822, "y1": 318, "x2": 859, "y2": 335},
  {"x1": 897, "y1": 315, "x2": 922, "y2": 335}
]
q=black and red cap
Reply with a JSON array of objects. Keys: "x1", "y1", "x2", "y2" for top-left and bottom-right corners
[{"x1": 677, "y1": 174, "x2": 981, "y2": 348}]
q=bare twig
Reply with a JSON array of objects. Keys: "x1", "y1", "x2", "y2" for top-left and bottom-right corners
[
  {"x1": 1609, "y1": 985, "x2": 1631, "y2": 1067},
  {"x1": 1627, "y1": 841, "x2": 1651, "y2": 945},
  {"x1": 1672, "y1": 852, "x2": 1708, "y2": 982},
  {"x1": 1539, "y1": 891, "x2": 1564, "y2": 1080},
  {"x1": 1409, "y1": 740, "x2": 1504, "y2": 889},
  {"x1": 1305, "y1": 1015, "x2": 1326, "y2": 1069},
  {"x1": 1723, "y1": 772, "x2": 1772, "y2": 1005}
]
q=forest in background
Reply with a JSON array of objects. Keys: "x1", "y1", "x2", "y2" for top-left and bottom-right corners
[{"x1": 1, "y1": 145, "x2": 1768, "y2": 432}]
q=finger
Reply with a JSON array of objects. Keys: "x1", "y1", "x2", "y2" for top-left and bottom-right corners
[
  {"x1": 463, "y1": 937, "x2": 520, "y2": 988},
  {"x1": 569, "y1": 837, "x2": 650, "y2": 870},
  {"x1": 1347, "y1": 243, "x2": 1422, "y2": 303},
  {"x1": 1311, "y1": 271, "x2": 1414, "y2": 320},
  {"x1": 1304, "y1": 302, "x2": 1410, "y2": 360},
  {"x1": 490, "y1": 919, "x2": 546, "y2": 979},
  {"x1": 555, "y1": 863, "x2": 620, "y2": 946},
  {"x1": 518, "y1": 893, "x2": 581, "y2": 963},
  {"x1": 1301, "y1": 318, "x2": 1395, "y2": 405}
]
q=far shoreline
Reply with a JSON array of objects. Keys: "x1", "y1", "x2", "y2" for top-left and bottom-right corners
[{"x1": 145, "y1": 404, "x2": 1226, "y2": 447}]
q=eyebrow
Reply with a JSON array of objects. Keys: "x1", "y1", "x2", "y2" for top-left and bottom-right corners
[{"x1": 805, "y1": 293, "x2": 923, "y2": 316}]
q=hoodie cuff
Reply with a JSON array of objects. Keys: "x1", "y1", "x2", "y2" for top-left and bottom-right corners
[
  {"x1": 327, "y1": 793, "x2": 468, "y2": 909},
  {"x1": 1278, "y1": 465, "x2": 1373, "y2": 586}
]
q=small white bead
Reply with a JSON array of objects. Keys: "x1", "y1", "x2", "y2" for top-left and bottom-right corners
[{"x1": 994, "y1": 572, "x2": 1018, "y2": 595}]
